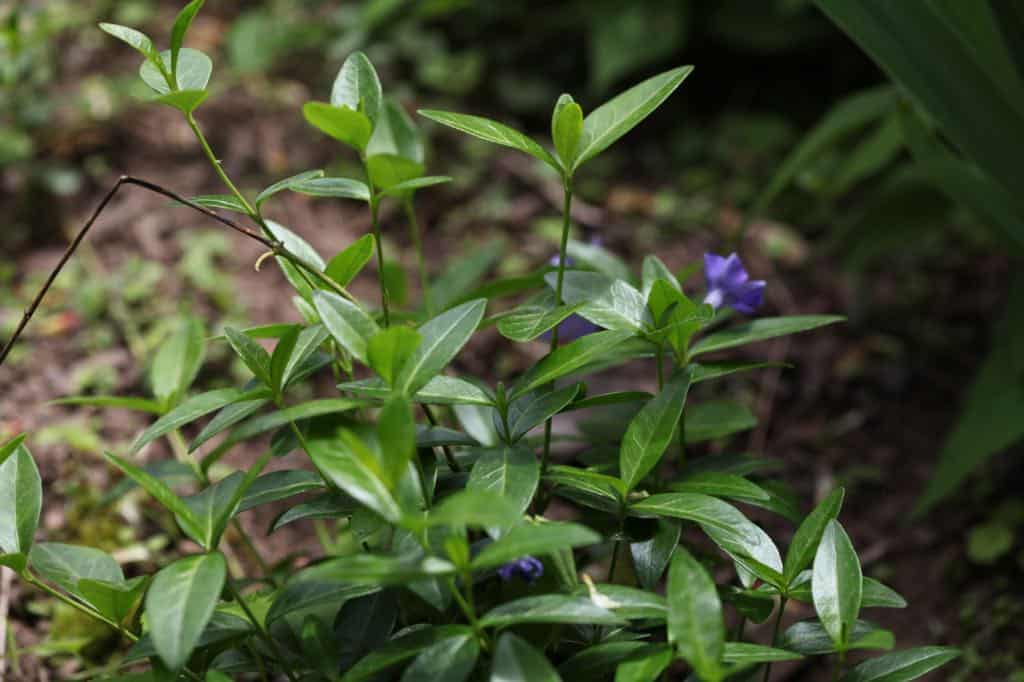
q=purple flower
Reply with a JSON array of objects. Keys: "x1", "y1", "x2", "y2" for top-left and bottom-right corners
[
  {"x1": 702, "y1": 252, "x2": 765, "y2": 315},
  {"x1": 497, "y1": 556, "x2": 544, "y2": 583}
]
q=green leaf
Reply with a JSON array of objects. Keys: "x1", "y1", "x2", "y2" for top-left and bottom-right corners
[
  {"x1": 473, "y1": 522, "x2": 600, "y2": 570},
  {"x1": 309, "y1": 553, "x2": 455, "y2": 585},
  {"x1": 787, "y1": 574, "x2": 907, "y2": 610},
  {"x1": 263, "y1": 220, "x2": 326, "y2": 301},
  {"x1": 670, "y1": 472, "x2": 771, "y2": 503},
  {"x1": 552, "y1": 272, "x2": 647, "y2": 332},
  {"x1": 366, "y1": 154, "x2": 425, "y2": 192},
  {"x1": 812, "y1": 520, "x2": 863, "y2": 650},
  {"x1": 545, "y1": 465, "x2": 625, "y2": 514},
  {"x1": 782, "y1": 620, "x2": 893, "y2": 655},
  {"x1": 326, "y1": 234, "x2": 375, "y2": 287},
  {"x1": 565, "y1": 239, "x2": 633, "y2": 283},
  {"x1": 0, "y1": 554, "x2": 27, "y2": 574},
  {"x1": 146, "y1": 553, "x2": 226, "y2": 671},
  {"x1": 104, "y1": 452, "x2": 205, "y2": 544},
  {"x1": 255, "y1": 169, "x2": 325, "y2": 208},
  {"x1": 340, "y1": 375, "x2": 493, "y2": 406},
  {"x1": 425, "y1": 490, "x2": 522, "y2": 530},
  {"x1": 631, "y1": 493, "x2": 783, "y2": 584},
  {"x1": 270, "y1": 493, "x2": 355, "y2": 532},
  {"x1": 157, "y1": 89, "x2": 209, "y2": 114},
  {"x1": 560, "y1": 642, "x2": 650, "y2": 679},
  {"x1": 268, "y1": 326, "x2": 300, "y2": 395},
  {"x1": 574, "y1": 65, "x2": 693, "y2": 168},
  {"x1": 480, "y1": 594, "x2": 625, "y2": 628},
  {"x1": 265, "y1": 579, "x2": 378, "y2": 625},
  {"x1": 641, "y1": 255, "x2": 680, "y2": 299},
  {"x1": 503, "y1": 385, "x2": 581, "y2": 443},
  {"x1": 140, "y1": 49, "x2": 212, "y2": 94},
  {"x1": 78, "y1": 576, "x2": 147, "y2": 624},
  {"x1": 491, "y1": 632, "x2": 562, "y2": 681},
  {"x1": 466, "y1": 445, "x2": 538, "y2": 517},
  {"x1": 342, "y1": 625, "x2": 472, "y2": 682},
  {"x1": 784, "y1": 487, "x2": 845, "y2": 586},
  {"x1": 224, "y1": 327, "x2": 273, "y2": 388},
  {"x1": 288, "y1": 173, "x2": 373, "y2": 202},
  {"x1": 368, "y1": 326, "x2": 423, "y2": 387},
  {"x1": 132, "y1": 387, "x2": 269, "y2": 455},
  {"x1": 99, "y1": 23, "x2": 155, "y2": 59},
  {"x1": 689, "y1": 361, "x2": 788, "y2": 384},
  {"x1": 379, "y1": 176, "x2": 452, "y2": 197},
  {"x1": 283, "y1": 325, "x2": 330, "y2": 389},
  {"x1": 237, "y1": 470, "x2": 324, "y2": 513},
  {"x1": 552, "y1": 94, "x2": 583, "y2": 171},
  {"x1": 303, "y1": 102, "x2": 373, "y2": 152},
  {"x1": 513, "y1": 329, "x2": 635, "y2": 398},
  {"x1": 180, "y1": 473, "x2": 246, "y2": 549},
  {"x1": 630, "y1": 519, "x2": 680, "y2": 590},
  {"x1": 418, "y1": 109, "x2": 559, "y2": 170},
  {"x1": 666, "y1": 547, "x2": 724, "y2": 681},
  {"x1": 367, "y1": 97, "x2": 424, "y2": 163},
  {"x1": 331, "y1": 51, "x2": 383, "y2": 127},
  {"x1": 313, "y1": 290, "x2": 380, "y2": 365},
  {"x1": 400, "y1": 632, "x2": 478, "y2": 682},
  {"x1": 620, "y1": 373, "x2": 690, "y2": 491},
  {"x1": 307, "y1": 431, "x2": 403, "y2": 523},
  {"x1": 722, "y1": 642, "x2": 803, "y2": 664},
  {"x1": 150, "y1": 317, "x2": 205, "y2": 407},
  {"x1": 377, "y1": 397, "x2": 416, "y2": 489},
  {"x1": 189, "y1": 194, "x2": 247, "y2": 213},
  {"x1": 615, "y1": 646, "x2": 673, "y2": 682},
  {"x1": 497, "y1": 293, "x2": 584, "y2": 342},
  {"x1": 28, "y1": 543, "x2": 123, "y2": 595},
  {"x1": 691, "y1": 316, "x2": 844, "y2": 357},
  {"x1": 841, "y1": 646, "x2": 961, "y2": 682},
  {"x1": 395, "y1": 299, "x2": 486, "y2": 396},
  {"x1": 0, "y1": 442, "x2": 41, "y2": 555},
  {"x1": 170, "y1": 0, "x2": 204, "y2": 76},
  {"x1": 684, "y1": 400, "x2": 756, "y2": 443}
]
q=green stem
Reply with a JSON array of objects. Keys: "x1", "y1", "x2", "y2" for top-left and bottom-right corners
[
  {"x1": 539, "y1": 184, "x2": 574, "y2": 479},
  {"x1": 656, "y1": 344, "x2": 665, "y2": 391},
  {"x1": 186, "y1": 113, "x2": 256, "y2": 216},
  {"x1": 370, "y1": 198, "x2": 390, "y2": 326},
  {"x1": 422, "y1": 404, "x2": 461, "y2": 472},
  {"x1": 404, "y1": 199, "x2": 431, "y2": 316},
  {"x1": 762, "y1": 597, "x2": 787, "y2": 682},
  {"x1": 677, "y1": 407, "x2": 686, "y2": 468},
  {"x1": 226, "y1": 580, "x2": 300, "y2": 682},
  {"x1": 448, "y1": 576, "x2": 487, "y2": 650}
]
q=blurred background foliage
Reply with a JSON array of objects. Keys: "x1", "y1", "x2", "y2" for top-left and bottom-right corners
[{"x1": 2, "y1": 0, "x2": 1023, "y2": 677}]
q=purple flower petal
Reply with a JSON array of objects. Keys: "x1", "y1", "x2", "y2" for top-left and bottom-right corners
[
  {"x1": 498, "y1": 556, "x2": 544, "y2": 583},
  {"x1": 702, "y1": 252, "x2": 765, "y2": 315}
]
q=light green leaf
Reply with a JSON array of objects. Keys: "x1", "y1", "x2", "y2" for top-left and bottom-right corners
[
  {"x1": 288, "y1": 173, "x2": 372, "y2": 202},
  {"x1": 812, "y1": 520, "x2": 863, "y2": 650},
  {"x1": 313, "y1": 290, "x2": 380, "y2": 365},
  {"x1": 497, "y1": 293, "x2": 585, "y2": 342},
  {"x1": 224, "y1": 327, "x2": 272, "y2": 388},
  {"x1": 309, "y1": 553, "x2": 455, "y2": 585},
  {"x1": 78, "y1": 576, "x2": 147, "y2": 624},
  {"x1": 342, "y1": 625, "x2": 472, "y2": 682},
  {"x1": 0, "y1": 442, "x2": 41, "y2": 555},
  {"x1": 150, "y1": 317, "x2": 205, "y2": 406},
  {"x1": 255, "y1": 169, "x2": 325, "y2": 207},
  {"x1": 784, "y1": 487, "x2": 845, "y2": 586},
  {"x1": 491, "y1": 632, "x2": 562, "y2": 682},
  {"x1": 840, "y1": 646, "x2": 961, "y2": 682},
  {"x1": 552, "y1": 94, "x2": 583, "y2": 171},
  {"x1": 340, "y1": 375, "x2": 493, "y2": 406},
  {"x1": 303, "y1": 102, "x2": 373, "y2": 152},
  {"x1": 722, "y1": 642, "x2": 803, "y2": 664},
  {"x1": 104, "y1": 452, "x2": 205, "y2": 545},
  {"x1": 180, "y1": 473, "x2": 246, "y2": 549},
  {"x1": 564, "y1": 239, "x2": 633, "y2": 283},
  {"x1": 170, "y1": 0, "x2": 204, "y2": 76},
  {"x1": 620, "y1": 373, "x2": 690, "y2": 491},
  {"x1": 28, "y1": 543, "x2": 123, "y2": 595},
  {"x1": 503, "y1": 385, "x2": 580, "y2": 443},
  {"x1": 140, "y1": 49, "x2": 211, "y2": 94},
  {"x1": 366, "y1": 153, "x2": 425, "y2": 192},
  {"x1": 189, "y1": 194, "x2": 247, "y2": 213},
  {"x1": 615, "y1": 645, "x2": 673, "y2": 682},
  {"x1": 418, "y1": 110, "x2": 559, "y2": 169},
  {"x1": 395, "y1": 299, "x2": 486, "y2": 395},
  {"x1": 49, "y1": 396, "x2": 163, "y2": 414},
  {"x1": 466, "y1": 446, "x2": 539, "y2": 517},
  {"x1": 367, "y1": 97, "x2": 424, "y2": 162},
  {"x1": 630, "y1": 519, "x2": 680, "y2": 590},
  {"x1": 575, "y1": 65, "x2": 693, "y2": 168},
  {"x1": 307, "y1": 432, "x2": 403, "y2": 523},
  {"x1": 236, "y1": 470, "x2": 324, "y2": 513},
  {"x1": 472, "y1": 522, "x2": 600, "y2": 570},
  {"x1": 331, "y1": 51, "x2": 383, "y2": 126},
  {"x1": 368, "y1": 326, "x2": 422, "y2": 387},
  {"x1": 145, "y1": 553, "x2": 226, "y2": 671},
  {"x1": 379, "y1": 176, "x2": 452, "y2": 197},
  {"x1": 512, "y1": 329, "x2": 635, "y2": 398},
  {"x1": 400, "y1": 633, "x2": 478, "y2": 682},
  {"x1": 666, "y1": 547, "x2": 724, "y2": 681},
  {"x1": 690, "y1": 315, "x2": 845, "y2": 357},
  {"x1": 480, "y1": 594, "x2": 625, "y2": 628},
  {"x1": 326, "y1": 234, "x2": 375, "y2": 287},
  {"x1": 641, "y1": 255, "x2": 680, "y2": 299},
  {"x1": 425, "y1": 490, "x2": 522, "y2": 530},
  {"x1": 264, "y1": 219, "x2": 325, "y2": 301},
  {"x1": 551, "y1": 272, "x2": 646, "y2": 332},
  {"x1": 377, "y1": 397, "x2": 415, "y2": 489},
  {"x1": 157, "y1": 89, "x2": 209, "y2": 114},
  {"x1": 99, "y1": 23, "x2": 155, "y2": 59}
]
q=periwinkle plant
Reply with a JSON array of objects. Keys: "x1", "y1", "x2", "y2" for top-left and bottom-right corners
[{"x1": 0, "y1": 3, "x2": 960, "y2": 681}]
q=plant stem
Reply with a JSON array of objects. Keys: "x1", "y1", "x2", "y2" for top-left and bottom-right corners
[
  {"x1": 656, "y1": 344, "x2": 665, "y2": 391},
  {"x1": 186, "y1": 113, "x2": 256, "y2": 216},
  {"x1": 226, "y1": 580, "x2": 300, "y2": 682},
  {"x1": 539, "y1": 184, "x2": 574, "y2": 480},
  {"x1": 404, "y1": 199, "x2": 431, "y2": 315},
  {"x1": 448, "y1": 575, "x2": 487, "y2": 650},
  {"x1": 422, "y1": 404, "x2": 461, "y2": 472},
  {"x1": 677, "y1": 407, "x2": 686, "y2": 468},
  {"x1": 370, "y1": 198, "x2": 390, "y2": 326},
  {"x1": 762, "y1": 596, "x2": 788, "y2": 682}
]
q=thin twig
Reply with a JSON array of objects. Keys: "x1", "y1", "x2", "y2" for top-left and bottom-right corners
[{"x1": 0, "y1": 566, "x2": 11, "y2": 680}]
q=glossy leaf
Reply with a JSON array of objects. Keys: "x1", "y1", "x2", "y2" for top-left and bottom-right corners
[
  {"x1": 28, "y1": 542, "x2": 123, "y2": 595},
  {"x1": 502, "y1": 384, "x2": 580, "y2": 442},
  {"x1": 99, "y1": 23, "x2": 156, "y2": 59},
  {"x1": 418, "y1": 109, "x2": 559, "y2": 169},
  {"x1": 380, "y1": 176, "x2": 453, "y2": 197},
  {"x1": 131, "y1": 387, "x2": 268, "y2": 455},
  {"x1": 224, "y1": 327, "x2": 272, "y2": 388},
  {"x1": 812, "y1": 520, "x2": 863, "y2": 650},
  {"x1": 690, "y1": 315, "x2": 844, "y2": 357},
  {"x1": 722, "y1": 642, "x2": 803, "y2": 664},
  {"x1": 497, "y1": 294, "x2": 585, "y2": 342},
  {"x1": 288, "y1": 173, "x2": 372, "y2": 202},
  {"x1": 400, "y1": 632, "x2": 478, "y2": 682},
  {"x1": 614, "y1": 645, "x2": 673, "y2": 682},
  {"x1": 666, "y1": 547, "x2": 724, "y2": 681},
  {"x1": 104, "y1": 452, "x2": 205, "y2": 545},
  {"x1": 342, "y1": 625, "x2": 473, "y2": 682},
  {"x1": 513, "y1": 329, "x2": 635, "y2": 398},
  {"x1": 841, "y1": 646, "x2": 961, "y2": 682},
  {"x1": 782, "y1": 620, "x2": 894, "y2": 655},
  {"x1": 310, "y1": 553, "x2": 455, "y2": 585},
  {"x1": 0, "y1": 442, "x2": 41, "y2": 555},
  {"x1": 630, "y1": 519, "x2": 680, "y2": 590},
  {"x1": 574, "y1": 65, "x2": 693, "y2": 168},
  {"x1": 313, "y1": 290, "x2": 380, "y2": 365},
  {"x1": 367, "y1": 153, "x2": 425, "y2": 191},
  {"x1": 331, "y1": 51, "x2": 383, "y2": 126},
  {"x1": 237, "y1": 470, "x2": 323, "y2": 513},
  {"x1": 368, "y1": 326, "x2": 422, "y2": 387},
  {"x1": 377, "y1": 397, "x2": 416, "y2": 489},
  {"x1": 307, "y1": 434, "x2": 403, "y2": 523},
  {"x1": 140, "y1": 49, "x2": 212, "y2": 94},
  {"x1": 491, "y1": 632, "x2": 562, "y2": 682},
  {"x1": 326, "y1": 234, "x2": 375, "y2": 287},
  {"x1": 620, "y1": 373, "x2": 690, "y2": 491},
  {"x1": 157, "y1": 89, "x2": 209, "y2": 113},
  {"x1": 49, "y1": 395, "x2": 163, "y2": 414},
  {"x1": 146, "y1": 553, "x2": 226, "y2": 671},
  {"x1": 78, "y1": 576, "x2": 147, "y2": 624},
  {"x1": 367, "y1": 97, "x2": 424, "y2": 162},
  {"x1": 265, "y1": 579, "x2": 378, "y2": 625},
  {"x1": 170, "y1": 0, "x2": 204, "y2": 75},
  {"x1": 264, "y1": 219, "x2": 326, "y2": 301},
  {"x1": 552, "y1": 94, "x2": 583, "y2": 170},
  {"x1": 394, "y1": 299, "x2": 486, "y2": 395},
  {"x1": 473, "y1": 522, "x2": 600, "y2": 570},
  {"x1": 552, "y1": 271, "x2": 646, "y2": 332},
  {"x1": 784, "y1": 487, "x2": 845, "y2": 586},
  {"x1": 255, "y1": 169, "x2": 325, "y2": 207},
  {"x1": 340, "y1": 375, "x2": 493, "y2": 406},
  {"x1": 480, "y1": 594, "x2": 625, "y2": 628},
  {"x1": 425, "y1": 490, "x2": 522, "y2": 529},
  {"x1": 466, "y1": 445, "x2": 538, "y2": 516},
  {"x1": 303, "y1": 102, "x2": 373, "y2": 152}
]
